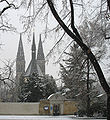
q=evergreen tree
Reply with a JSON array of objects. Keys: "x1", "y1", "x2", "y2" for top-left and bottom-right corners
[
  {"x1": 19, "y1": 73, "x2": 43, "y2": 102},
  {"x1": 19, "y1": 73, "x2": 57, "y2": 102},
  {"x1": 60, "y1": 44, "x2": 86, "y2": 99},
  {"x1": 60, "y1": 43, "x2": 103, "y2": 116},
  {"x1": 43, "y1": 75, "x2": 57, "y2": 99}
]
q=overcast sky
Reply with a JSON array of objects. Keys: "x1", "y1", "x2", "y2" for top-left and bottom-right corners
[
  {"x1": 0, "y1": 0, "x2": 110, "y2": 84},
  {"x1": 0, "y1": 4, "x2": 60, "y2": 80}
]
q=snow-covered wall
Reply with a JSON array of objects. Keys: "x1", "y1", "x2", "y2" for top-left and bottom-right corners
[{"x1": 0, "y1": 103, "x2": 39, "y2": 115}]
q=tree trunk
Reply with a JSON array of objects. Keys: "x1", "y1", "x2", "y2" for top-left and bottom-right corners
[
  {"x1": 107, "y1": 94, "x2": 110, "y2": 120},
  {"x1": 107, "y1": 0, "x2": 110, "y2": 11},
  {"x1": 86, "y1": 58, "x2": 91, "y2": 117}
]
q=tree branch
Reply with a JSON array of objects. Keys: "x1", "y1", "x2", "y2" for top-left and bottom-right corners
[
  {"x1": 69, "y1": 0, "x2": 82, "y2": 41},
  {"x1": 107, "y1": 0, "x2": 110, "y2": 11},
  {"x1": 0, "y1": 6, "x2": 11, "y2": 16},
  {"x1": 0, "y1": 0, "x2": 18, "y2": 16}
]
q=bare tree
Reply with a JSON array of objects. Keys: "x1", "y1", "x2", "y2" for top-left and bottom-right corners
[
  {"x1": 46, "y1": 0, "x2": 110, "y2": 119},
  {"x1": 0, "y1": 60, "x2": 16, "y2": 102},
  {"x1": 0, "y1": 0, "x2": 22, "y2": 32}
]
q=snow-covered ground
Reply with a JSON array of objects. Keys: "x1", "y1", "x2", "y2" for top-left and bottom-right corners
[{"x1": 0, "y1": 115, "x2": 107, "y2": 120}]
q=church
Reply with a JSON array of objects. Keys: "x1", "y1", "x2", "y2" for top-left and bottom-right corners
[
  {"x1": 15, "y1": 33, "x2": 58, "y2": 102},
  {"x1": 16, "y1": 32, "x2": 45, "y2": 85}
]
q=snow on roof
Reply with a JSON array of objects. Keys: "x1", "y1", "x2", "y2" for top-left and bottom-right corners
[
  {"x1": 64, "y1": 88, "x2": 70, "y2": 92},
  {"x1": 48, "y1": 92, "x2": 66, "y2": 100},
  {"x1": 48, "y1": 93, "x2": 55, "y2": 100},
  {"x1": 97, "y1": 94, "x2": 104, "y2": 97},
  {"x1": 75, "y1": 93, "x2": 81, "y2": 97}
]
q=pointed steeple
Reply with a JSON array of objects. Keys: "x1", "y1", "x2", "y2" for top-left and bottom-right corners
[
  {"x1": 16, "y1": 33, "x2": 25, "y2": 81},
  {"x1": 37, "y1": 34, "x2": 45, "y2": 75},
  {"x1": 17, "y1": 33, "x2": 25, "y2": 60},
  {"x1": 37, "y1": 34, "x2": 45, "y2": 60},
  {"x1": 31, "y1": 32, "x2": 36, "y2": 60},
  {"x1": 16, "y1": 33, "x2": 25, "y2": 102}
]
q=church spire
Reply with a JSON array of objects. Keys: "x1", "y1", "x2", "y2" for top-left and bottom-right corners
[
  {"x1": 31, "y1": 32, "x2": 36, "y2": 60},
  {"x1": 16, "y1": 33, "x2": 25, "y2": 101},
  {"x1": 37, "y1": 34, "x2": 45, "y2": 75},
  {"x1": 16, "y1": 33, "x2": 25, "y2": 81},
  {"x1": 17, "y1": 33, "x2": 25, "y2": 60},
  {"x1": 37, "y1": 34, "x2": 45, "y2": 60}
]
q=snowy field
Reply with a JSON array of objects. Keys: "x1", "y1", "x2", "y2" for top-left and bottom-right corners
[{"x1": 0, "y1": 116, "x2": 107, "y2": 120}]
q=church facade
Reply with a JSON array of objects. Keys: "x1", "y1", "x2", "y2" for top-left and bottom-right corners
[{"x1": 16, "y1": 33, "x2": 45, "y2": 90}]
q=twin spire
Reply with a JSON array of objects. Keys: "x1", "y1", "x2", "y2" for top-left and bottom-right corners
[
  {"x1": 31, "y1": 32, "x2": 45, "y2": 60},
  {"x1": 16, "y1": 32, "x2": 45, "y2": 76},
  {"x1": 17, "y1": 32, "x2": 44, "y2": 61}
]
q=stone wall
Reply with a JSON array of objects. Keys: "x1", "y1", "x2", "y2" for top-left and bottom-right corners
[
  {"x1": 63, "y1": 101, "x2": 77, "y2": 115},
  {"x1": 0, "y1": 102, "x2": 39, "y2": 115},
  {"x1": 39, "y1": 100, "x2": 50, "y2": 115},
  {"x1": 0, "y1": 100, "x2": 78, "y2": 115}
]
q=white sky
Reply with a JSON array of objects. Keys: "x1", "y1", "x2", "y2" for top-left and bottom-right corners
[
  {"x1": 0, "y1": 0, "x2": 110, "y2": 84},
  {"x1": 0, "y1": 29, "x2": 60, "y2": 78},
  {"x1": 0, "y1": 4, "x2": 61, "y2": 81}
]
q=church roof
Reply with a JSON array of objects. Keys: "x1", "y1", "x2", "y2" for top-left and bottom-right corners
[
  {"x1": 25, "y1": 59, "x2": 43, "y2": 77},
  {"x1": 48, "y1": 92, "x2": 66, "y2": 101}
]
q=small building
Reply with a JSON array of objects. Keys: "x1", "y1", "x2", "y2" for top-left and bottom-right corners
[{"x1": 39, "y1": 93, "x2": 78, "y2": 115}]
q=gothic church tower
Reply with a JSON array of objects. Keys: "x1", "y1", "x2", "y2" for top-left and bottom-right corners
[
  {"x1": 16, "y1": 33, "x2": 45, "y2": 79},
  {"x1": 37, "y1": 34, "x2": 45, "y2": 75},
  {"x1": 16, "y1": 34, "x2": 25, "y2": 84}
]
